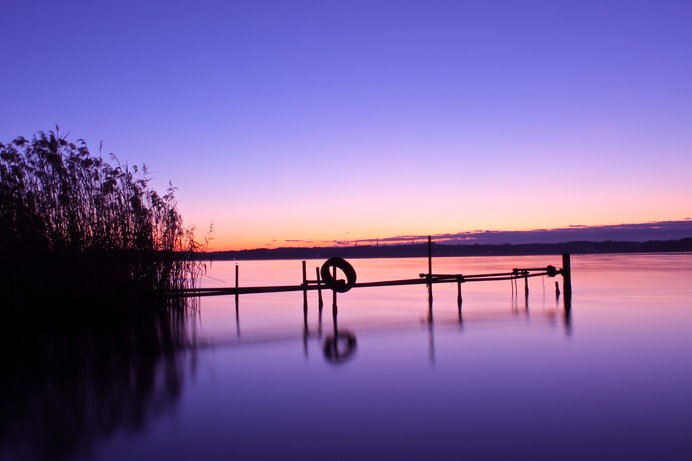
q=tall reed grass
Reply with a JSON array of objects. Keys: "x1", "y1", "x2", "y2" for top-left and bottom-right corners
[{"x1": 0, "y1": 129, "x2": 204, "y2": 312}]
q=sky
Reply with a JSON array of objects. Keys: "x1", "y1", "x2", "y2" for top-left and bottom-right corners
[
  {"x1": 372, "y1": 220, "x2": 692, "y2": 246},
  {"x1": 2, "y1": 0, "x2": 691, "y2": 250}
]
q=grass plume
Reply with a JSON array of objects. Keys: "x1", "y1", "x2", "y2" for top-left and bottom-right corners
[{"x1": 0, "y1": 129, "x2": 204, "y2": 312}]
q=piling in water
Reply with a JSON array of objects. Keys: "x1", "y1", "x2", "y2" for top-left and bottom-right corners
[
  {"x1": 302, "y1": 261, "x2": 308, "y2": 323},
  {"x1": 427, "y1": 236, "x2": 433, "y2": 309},
  {"x1": 332, "y1": 266, "x2": 338, "y2": 324},
  {"x1": 316, "y1": 267, "x2": 323, "y2": 311},
  {"x1": 235, "y1": 264, "x2": 239, "y2": 308},
  {"x1": 562, "y1": 253, "x2": 572, "y2": 299}
]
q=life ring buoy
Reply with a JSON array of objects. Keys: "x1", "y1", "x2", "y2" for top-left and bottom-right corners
[{"x1": 320, "y1": 257, "x2": 357, "y2": 293}]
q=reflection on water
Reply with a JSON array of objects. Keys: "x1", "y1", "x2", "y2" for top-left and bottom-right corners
[
  {"x1": 227, "y1": 255, "x2": 573, "y2": 367},
  {"x1": 323, "y1": 330, "x2": 358, "y2": 363},
  {"x1": 0, "y1": 301, "x2": 195, "y2": 461},
  {"x1": 3, "y1": 254, "x2": 692, "y2": 460},
  {"x1": 315, "y1": 298, "x2": 358, "y2": 364}
]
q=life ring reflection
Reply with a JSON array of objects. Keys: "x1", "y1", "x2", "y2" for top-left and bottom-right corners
[
  {"x1": 320, "y1": 257, "x2": 357, "y2": 293},
  {"x1": 323, "y1": 330, "x2": 357, "y2": 363}
]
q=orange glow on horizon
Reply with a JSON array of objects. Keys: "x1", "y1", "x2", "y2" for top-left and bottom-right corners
[{"x1": 198, "y1": 215, "x2": 692, "y2": 252}]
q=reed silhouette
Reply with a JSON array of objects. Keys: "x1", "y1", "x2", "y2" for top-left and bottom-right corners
[
  {"x1": 0, "y1": 129, "x2": 204, "y2": 312},
  {"x1": 0, "y1": 129, "x2": 204, "y2": 459}
]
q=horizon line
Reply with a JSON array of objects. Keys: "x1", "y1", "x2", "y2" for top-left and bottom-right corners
[{"x1": 219, "y1": 218, "x2": 692, "y2": 252}]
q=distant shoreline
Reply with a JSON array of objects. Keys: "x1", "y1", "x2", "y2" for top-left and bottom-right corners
[{"x1": 197, "y1": 237, "x2": 692, "y2": 261}]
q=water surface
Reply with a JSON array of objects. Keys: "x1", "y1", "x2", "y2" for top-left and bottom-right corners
[{"x1": 4, "y1": 253, "x2": 692, "y2": 460}]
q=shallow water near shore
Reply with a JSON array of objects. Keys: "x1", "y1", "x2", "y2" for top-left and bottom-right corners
[{"x1": 4, "y1": 253, "x2": 692, "y2": 460}]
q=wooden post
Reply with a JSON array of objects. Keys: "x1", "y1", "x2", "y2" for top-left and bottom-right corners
[
  {"x1": 562, "y1": 253, "x2": 572, "y2": 319},
  {"x1": 562, "y1": 253, "x2": 572, "y2": 299},
  {"x1": 234, "y1": 264, "x2": 240, "y2": 337},
  {"x1": 427, "y1": 235, "x2": 433, "y2": 310},
  {"x1": 457, "y1": 280, "x2": 462, "y2": 322},
  {"x1": 234, "y1": 264, "x2": 239, "y2": 306},
  {"x1": 316, "y1": 267, "x2": 323, "y2": 311},
  {"x1": 555, "y1": 281, "x2": 561, "y2": 298},
  {"x1": 524, "y1": 273, "x2": 529, "y2": 298},
  {"x1": 302, "y1": 260, "x2": 308, "y2": 324},
  {"x1": 332, "y1": 265, "x2": 338, "y2": 325}
]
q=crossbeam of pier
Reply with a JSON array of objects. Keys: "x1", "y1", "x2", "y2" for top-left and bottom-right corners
[{"x1": 158, "y1": 267, "x2": 556, "y2": 299}]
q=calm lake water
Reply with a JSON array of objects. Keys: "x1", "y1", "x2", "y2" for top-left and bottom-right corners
[{"x1": 4, "y1": 253, "x2": 692, "y2": 460}]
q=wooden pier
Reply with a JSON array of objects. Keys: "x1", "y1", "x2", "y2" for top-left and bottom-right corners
[{"x1": 159, "y1": 237, "x2": 573, "y2": 309}]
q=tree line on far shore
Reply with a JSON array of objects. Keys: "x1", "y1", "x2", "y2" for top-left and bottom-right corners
[{"x1": 203, "y1": 237, "x2": 692, "y2": 261}]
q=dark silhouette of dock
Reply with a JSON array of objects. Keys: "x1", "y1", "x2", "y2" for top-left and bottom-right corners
[{"x1": 161, "y1": 237, "x2": 573, "y2": 313}]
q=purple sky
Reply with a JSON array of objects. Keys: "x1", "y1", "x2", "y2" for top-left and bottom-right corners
[{"x1": 2, "y1": 1, "x2": 691, "y2": 249}]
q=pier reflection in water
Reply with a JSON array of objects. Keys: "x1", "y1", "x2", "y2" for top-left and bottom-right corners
[
  {"x1": 3, "y1": 254, "x2": 691, "y2": 460},
  {"x1": 224, "y1": 261, "x2": 571, "y2": 364}
]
